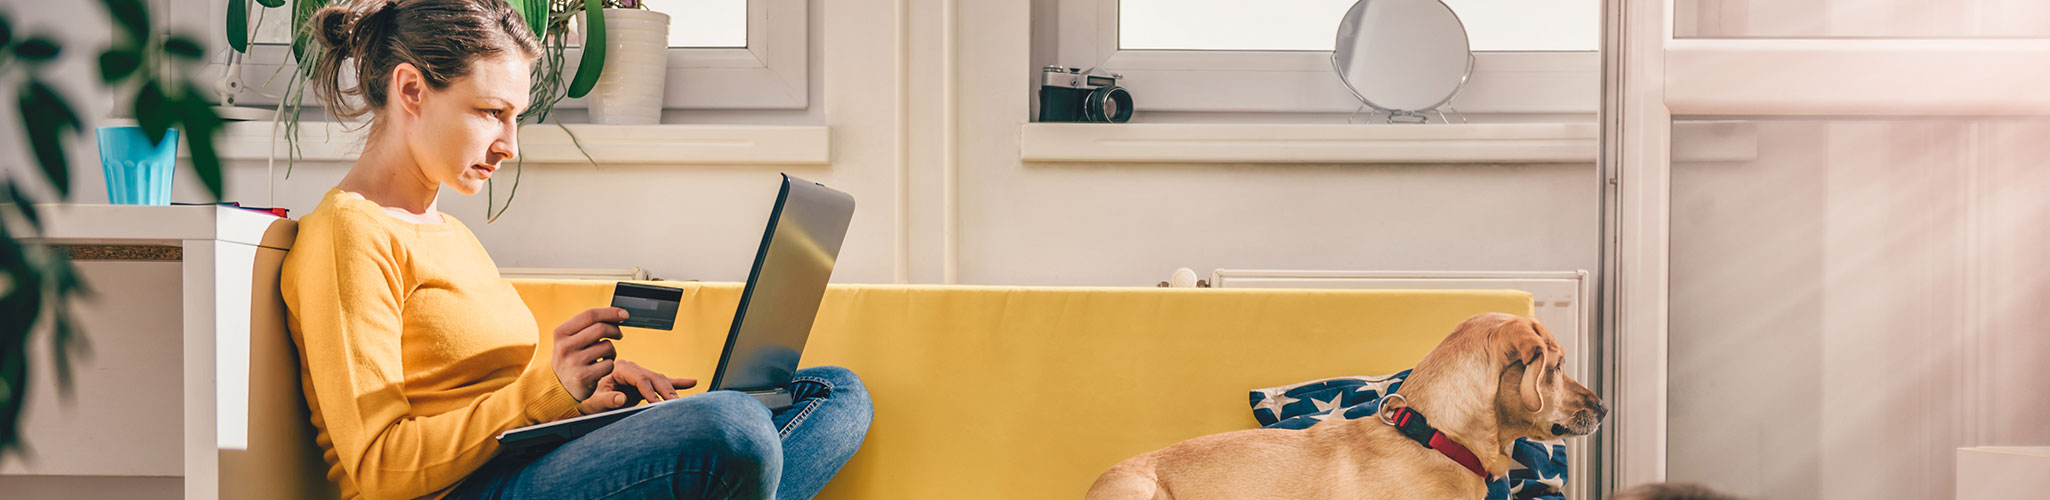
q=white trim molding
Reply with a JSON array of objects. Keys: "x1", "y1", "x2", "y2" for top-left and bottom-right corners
[
  {"x1": 1605, "y1": 0, "x2": 1673, "y2": 490},
  {"x1": 195, "y1": 122, "x2": 831, "y2": 165},
  {"x1": 1666, "y1": 39, "x2": 2050, "y2": 117},
  {"x1": 1053, "y1": 0, "x2": 1599, "y2": 114},
  {"x1": 1020, "y1": 121, "x2": 1753, "y2": 164},
  {"x1": 1022, "y1": 122, "x2": 1597, "y2": 163},
  {"x1": 186, "y1": 0, "x2": 808, "y2": 110}
]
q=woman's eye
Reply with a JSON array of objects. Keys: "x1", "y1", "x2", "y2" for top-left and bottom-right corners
[{"x1": 482, "y1": 108, "x2": 504, "y2": 118}]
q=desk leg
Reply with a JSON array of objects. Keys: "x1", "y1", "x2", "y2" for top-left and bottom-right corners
[{"x1": 183, "y1": 240, "x2": 256, "y2": 500}]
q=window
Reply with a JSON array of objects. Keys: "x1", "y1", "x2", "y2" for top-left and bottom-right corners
[
  {"x1": 1117, "y1": 0, "x2": 1597, "y2": 52},
  {"x1": 1054, "y1": 0, "x2": 1600, "y2": 114},
  {"x1": 204, "y1": 0, "x2": 805, "y2": 111},
  {"x1": 653, "y1": 0, "x2": 747, "y2": 48}
]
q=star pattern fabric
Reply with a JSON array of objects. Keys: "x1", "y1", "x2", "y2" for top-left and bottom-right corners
[{"x1": 1248, "y1": 369, "x2": 1569, "y2": 500}]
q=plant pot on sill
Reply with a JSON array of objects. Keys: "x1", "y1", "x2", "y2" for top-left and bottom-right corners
[{"x1": 586, "y1": 8, "x2": 670, "y2": 125}]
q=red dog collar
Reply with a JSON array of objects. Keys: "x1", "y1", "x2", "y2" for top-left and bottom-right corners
[{"x1": 1386, "y1": 405, "x2": 1494, "y2": 480}]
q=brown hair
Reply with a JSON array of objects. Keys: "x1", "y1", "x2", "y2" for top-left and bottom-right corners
[{"x1": 308, "y1": 0, "x2": 540, "y2": 123}]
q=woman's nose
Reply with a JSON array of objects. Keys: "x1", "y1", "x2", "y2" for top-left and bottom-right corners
[
  {"x1": 494, "y1": 142, "x2": 517, "y2": 162},
  {"x1": 492, "y1": 131, "x2": 518, "y2": 162}
]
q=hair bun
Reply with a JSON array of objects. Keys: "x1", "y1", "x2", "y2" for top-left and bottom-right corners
[{"x1": 315, "y1": 6, "x2": 355, "y2": 49}]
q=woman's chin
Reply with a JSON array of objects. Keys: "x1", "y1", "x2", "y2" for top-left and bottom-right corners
[{"x1": 449, "y1": 179, "x2": 485, "y2": 196}]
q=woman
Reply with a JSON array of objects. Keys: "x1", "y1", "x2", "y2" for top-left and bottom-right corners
[{"x1": 278, "y1": 1, "x2": 871, "y2": 499}]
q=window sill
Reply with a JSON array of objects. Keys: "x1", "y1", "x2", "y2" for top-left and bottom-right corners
[
  {"x1": 208, "y1": 122, "x2": 831, "y2": 165},
  {"x1": 1019, "y1": 122, "x2": 1755, "y2": 164}
]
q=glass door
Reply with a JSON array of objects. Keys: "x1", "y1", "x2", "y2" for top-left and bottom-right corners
[{"x1": 1606, "y1": 1, "x2": 2050, "y2": 498}]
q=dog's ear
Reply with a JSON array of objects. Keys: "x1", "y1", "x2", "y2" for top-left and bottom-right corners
[{"x1": 1495, "y1": 318, "x2": 1550, "y2": 413}]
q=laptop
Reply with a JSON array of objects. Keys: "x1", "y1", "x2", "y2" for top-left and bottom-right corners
[{"x1": 497, "y1": 174, "x2": 855, "y2": 453}]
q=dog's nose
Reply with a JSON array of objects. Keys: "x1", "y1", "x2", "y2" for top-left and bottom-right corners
[{"x1": 1592, "y1": 400, "x2": 1609, "y2": 420}]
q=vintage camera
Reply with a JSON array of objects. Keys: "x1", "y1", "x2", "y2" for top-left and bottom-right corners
[{"x1": 1038, "y1": 65, "x2": 1133, "y2": 123}]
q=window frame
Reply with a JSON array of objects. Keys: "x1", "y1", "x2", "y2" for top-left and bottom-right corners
[
  {"x1": 186, "y1": 0, "x2": 808, "y2": 111},
  {"x1": 1056, "y1": 0, "x2": 1600, "y2": 114}
]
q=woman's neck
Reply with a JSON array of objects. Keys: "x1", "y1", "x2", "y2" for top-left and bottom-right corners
[{"x1": 336, "y1": 127, "x2": 442, "y2": 222}]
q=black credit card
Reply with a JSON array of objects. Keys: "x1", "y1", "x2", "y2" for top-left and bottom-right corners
[{"x1": 609, "y1": 282, "x2": 682, "y2": 330}]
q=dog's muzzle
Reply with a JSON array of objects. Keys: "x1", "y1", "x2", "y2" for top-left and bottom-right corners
[{"x1": 1556, "y1": 401, "x2": 1608, "y2": 436}]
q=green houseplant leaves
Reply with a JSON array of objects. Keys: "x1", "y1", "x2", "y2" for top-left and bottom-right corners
[
  {"x1": 227, "y1": 0, "x2": 248, "y2": 53},
  {"x1": 564, "y1": 0, "x2": 606, "y2": 99},
  {"x1": 1, "y1": 0, "x2": 228, "y2": 460}
]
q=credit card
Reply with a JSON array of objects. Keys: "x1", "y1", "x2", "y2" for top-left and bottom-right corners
[{"x1": 609, "y1": 282, "x2": 682, "y2": 330}]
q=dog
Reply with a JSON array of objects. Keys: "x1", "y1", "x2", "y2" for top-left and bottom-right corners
[{"x1": 1083, "y1": 313, "x2": 1606, "y2": 500}]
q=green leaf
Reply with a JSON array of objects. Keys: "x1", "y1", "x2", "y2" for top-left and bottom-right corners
[
  {"x1": 135, "y1": 81, "x2": 173, "y2": 147},
  {"x1": 164, "y1": 35, "x2": 204, "y2": 60},
  {"x1": 97, "y1": 48, "x2": 141, "y2": 83},
  {"x1": 0, "y1": 16, "x2": 13, "y2": 49},
  {"x1": 511, "y1": 0, "x2": 548, "y2": 41},
  {"x1": 257, "y1": 0, "x2": 285, "y2": 8},
  {"x1": 13, "y1": 38, "x2": 58, "y2": 62},
  {"x1": 290, "y1": 0, "x2": 330, "y2": 64},
  {"x1": 2, "y1": 183, "x2": 39, "y2": 233},
  {"x1": 564, "y1": 0, "x2": 605, "y2": 99},
  {"x1": 100, "y1": 0, "x2": 151, "y2": 45},
  {"x1": 48, "y1": 310, "x2": 83, "y2": 399},
  {"x1": 19, "y1": 82, "x2": 79, "y2": 197},
  {"x1": 0, "y1": 243, "x2": 43, "y2": 457},
  {"x1": 227, "y1": 0, "x2": 249, "y2": 53},
  {"x1": 179, "y1": 90, "x2": 226, "y2": 200}
]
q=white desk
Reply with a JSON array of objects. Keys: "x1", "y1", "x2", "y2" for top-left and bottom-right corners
[{"x1": 0, "y1": 204, "x2": 323, "y2": 500}]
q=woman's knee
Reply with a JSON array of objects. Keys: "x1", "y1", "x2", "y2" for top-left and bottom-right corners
[
  {"x1": 791, "y1": 366, "x2": 873, "y2": 443},
  {"x1": 650, "y1": 391, "x2": 783, "y2": 491},
  {"x1": 658, "y1": 391, "x2": 779, "y2": 456},
  {"x1": 794, "y1": 366, "x2": 870, "y2": 408}
]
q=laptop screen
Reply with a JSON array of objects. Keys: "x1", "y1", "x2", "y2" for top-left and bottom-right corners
[{"x1": 708, "y1": 174, "x2": 855, "y2": 392}]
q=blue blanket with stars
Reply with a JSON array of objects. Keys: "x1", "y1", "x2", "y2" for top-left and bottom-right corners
[{"x1": 1250, "y1": 370, "x2": 1568, "y2": 500}]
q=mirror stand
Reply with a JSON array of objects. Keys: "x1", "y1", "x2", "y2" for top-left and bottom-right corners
[{"x1": 1348, "y1": 104, "x2": 1469, "y2": 125}]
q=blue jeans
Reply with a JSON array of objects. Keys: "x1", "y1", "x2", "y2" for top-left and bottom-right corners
[{"x1": 449, "y1": 366, "x2": 873, "y2": 500}]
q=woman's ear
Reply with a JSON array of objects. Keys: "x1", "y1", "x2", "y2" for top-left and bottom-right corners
[{"x1": 391, "y1": 62, "x2": 426, "y2": 118}]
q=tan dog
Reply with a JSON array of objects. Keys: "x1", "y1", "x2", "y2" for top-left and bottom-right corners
[{"x1": 1084, "y1": 313, "x2": 1605, "y2": 500}]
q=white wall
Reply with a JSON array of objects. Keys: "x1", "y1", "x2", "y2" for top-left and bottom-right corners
[{"x1": 11, "y1": 0, "x2": 1599, "y2": 287}]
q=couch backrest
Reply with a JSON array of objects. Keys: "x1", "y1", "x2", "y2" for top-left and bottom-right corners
[
  {"x1": 510, "y1": 280, "x2": 1532, "y2": 500},
  {"x1": 230, "y1": 230, "x2": 340, "y2": 499}
]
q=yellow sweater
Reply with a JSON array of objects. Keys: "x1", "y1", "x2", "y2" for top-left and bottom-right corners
[{"x1": 281, "y1": 189, "x2": 582, "y2": 500}]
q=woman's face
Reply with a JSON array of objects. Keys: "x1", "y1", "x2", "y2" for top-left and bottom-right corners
[{"x1": 411, "y1": 54, "x2": 530, "y2": 196}]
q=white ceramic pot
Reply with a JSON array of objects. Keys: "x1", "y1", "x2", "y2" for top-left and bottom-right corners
[{"x1": 585, "y1": 8, "x2": 669, "y2": 125}]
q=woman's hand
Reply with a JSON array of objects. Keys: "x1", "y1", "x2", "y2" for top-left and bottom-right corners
[
  {"x1": 577, "y1": 361, "x2": 699, "y2": 414},
  {"x1": 551, "y1": 307, "x2": 627, "y2": 403}
]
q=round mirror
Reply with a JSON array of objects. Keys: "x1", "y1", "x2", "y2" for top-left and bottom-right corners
[{"x1": 1331, "y1": 0, "x2": 1473, "y2": 116}]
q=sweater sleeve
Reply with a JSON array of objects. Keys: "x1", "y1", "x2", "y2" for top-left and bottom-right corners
[{"x1": 282, "y1": 209, "x2": 582, "y2": 500}]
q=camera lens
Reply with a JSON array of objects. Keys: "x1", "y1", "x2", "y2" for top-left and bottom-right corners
[{"x1": 1084, "y1": 86, "x2": 1134, "y2": 123}]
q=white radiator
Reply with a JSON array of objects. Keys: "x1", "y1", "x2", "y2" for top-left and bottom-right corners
[{"x1": 1208, "y1": 269, "x2": 1593, "y2": 500}]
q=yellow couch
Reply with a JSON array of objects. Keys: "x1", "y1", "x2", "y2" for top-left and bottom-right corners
[{"x1": 508, "y1": 280, "x2": 1532, "y2": 500}]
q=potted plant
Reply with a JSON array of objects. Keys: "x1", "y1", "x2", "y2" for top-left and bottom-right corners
[{"x1": 578, "y1": 0, "x2": 667, "y2": 124}]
